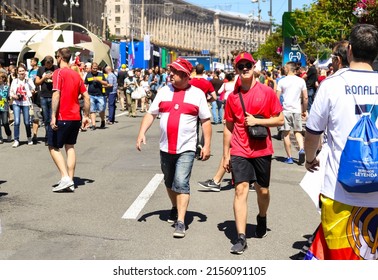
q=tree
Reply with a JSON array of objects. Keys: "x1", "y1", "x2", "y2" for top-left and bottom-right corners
[
  {"x1": 255, "y1": 0, "x2": 378, "y2": 65},
  {"x1": 253, "y1": 26, "x2": 284, "y2": 66}
]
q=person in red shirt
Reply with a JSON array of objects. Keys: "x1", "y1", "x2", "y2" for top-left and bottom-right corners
[
  {"x1": 189, "y1": 64, "x2": 217, "y2": 157},
  {"x1": 223, "y1": 52, "x2": 284, "y2": 254},
  {"x1": 49, "y1": 47, "x2": 90, "y2": 192},
  {"x1": 189, "y1": 63, "x2": 217, "y2": 102}
]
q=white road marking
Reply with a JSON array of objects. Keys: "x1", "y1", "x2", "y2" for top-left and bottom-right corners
[
  {"x1": 122, "y1": 173, "x2": 164, "y2": 219},
  {"x1": 115, "y1": 112, "x2": 128, "y2": 117}
]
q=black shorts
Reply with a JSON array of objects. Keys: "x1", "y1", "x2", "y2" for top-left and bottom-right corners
[
  {"x1": 230, "y1": 155, "x2": 272, "y2": 188},
  {"x1": 47, "y1": 120, "x2": 81, "y2": 148}
]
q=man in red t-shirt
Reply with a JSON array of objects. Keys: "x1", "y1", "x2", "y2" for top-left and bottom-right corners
[
  {"x1": 189, "y1": 63, "x2": 217, "y2": 102},
  {"x1": 189, "y1": 64, "x2": 217, "y2": 157},
  {"x1": 49, "y1": 47, "x2": 90, "y2": 193},
  {"x1": 223, "y1": 52, "x2": 283, "y2": 254}
]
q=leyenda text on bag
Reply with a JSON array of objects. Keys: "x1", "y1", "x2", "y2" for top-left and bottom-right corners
[{"x1": 337, "y1": 114, "x2": 378, "y2": 193}]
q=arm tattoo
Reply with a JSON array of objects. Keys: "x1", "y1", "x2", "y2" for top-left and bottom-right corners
[{"x1": 51, "y1": 91, "x2": 60, "y2": 117}]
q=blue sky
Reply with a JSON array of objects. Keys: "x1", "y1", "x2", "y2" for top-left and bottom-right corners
[{"x1": 186, "y1": 0, "x2": 315, "y2": 23}]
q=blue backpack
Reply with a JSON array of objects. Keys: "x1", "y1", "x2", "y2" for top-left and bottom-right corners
[{"x1": 337, "y1": 112, "x2": 378, "y2": 193}]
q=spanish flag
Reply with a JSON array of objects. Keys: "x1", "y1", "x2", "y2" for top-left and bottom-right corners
[{"x1": 305, "y1": 195, "x2": 378, "y2": 260}]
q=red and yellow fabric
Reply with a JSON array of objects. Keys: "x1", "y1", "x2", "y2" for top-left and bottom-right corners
[{"x1": 305, "y1": 195, "x2": 378, "y2": 260}]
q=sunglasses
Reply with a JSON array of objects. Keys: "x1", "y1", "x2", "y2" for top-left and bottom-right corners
[{"x1": 237, "y1": 62, "x2": 253, "y2": 71}]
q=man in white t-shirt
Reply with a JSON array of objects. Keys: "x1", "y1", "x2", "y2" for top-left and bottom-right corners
[
  {"x1": 136, "y1": 58, "x2": 212, "y2": 239},
  {"x1": 277, "y1": 61, "x2": 308, "y2": 165},
  {"x1": 304, "y1": 24, "x2": 378, "y2": 260}
]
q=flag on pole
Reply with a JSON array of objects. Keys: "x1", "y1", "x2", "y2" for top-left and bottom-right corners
[
  {"x1": 144, "y1": 35, "x2": 151, "y2": 61},
  {"x1": 128, "y1": 39, "x2": 135, "y2": 69}
]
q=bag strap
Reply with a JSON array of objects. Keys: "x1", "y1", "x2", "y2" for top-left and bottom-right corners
[{"x1": 237, "y1": 87, "x2": 247, "y2": 117}]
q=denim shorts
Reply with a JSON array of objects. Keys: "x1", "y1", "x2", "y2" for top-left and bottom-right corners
[
  {"x1": 230, "y1": 155, "x2": 272, "y2": 188},
  {"x1": 90, "y1": 95, "x2": 106, "y2": 113},
  {"x1": 160, "y1": 151, "x2": 195, "y2": 194},
  {"x1": 47, "y1": 120, "x2": 81, "y2": 148}
]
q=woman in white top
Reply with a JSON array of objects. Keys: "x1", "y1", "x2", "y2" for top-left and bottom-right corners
[
  {"x1": 9, "y1": 64, "x2": 35, "y2": 147},
  {"x1": 215, "y1": 72, "x2": 236, "y2": 124},
  {"x1": 140, "y1": 74, "x2": 150, "y2": 112}
]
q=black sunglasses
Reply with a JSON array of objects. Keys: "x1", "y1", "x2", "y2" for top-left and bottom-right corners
[{"x1": 237, "y1": 62, "x2": 253, "y2": 71}]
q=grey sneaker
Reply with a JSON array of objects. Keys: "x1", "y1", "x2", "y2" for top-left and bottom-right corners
[
  {"x1": 230, "y1": 235, "x2": 247, "y2": 254},
  {"x1": 167, "y1": 207, "x2": 178, "y2": 224},
  {"x1": 6, "y1": 135, "x2": 12, "y2": 142},
  {"x1": 198, "y1": 179, "x2": 221, "y2": 192},
  {"x1": 255, "y1": 215, "x2": 267, "y2": 238},
  {"x1": 53, "y1": 177, "x2": 74, "y2": 192},
  {"x1": 27, "y1": 137, "x2": 33, "y2": 145},
  {"x1": 249, "y1": 184, "x2": 256, "y2": 192},
  {"x1": 173, "y1": 221, "x2": 186, "y2": 238}
]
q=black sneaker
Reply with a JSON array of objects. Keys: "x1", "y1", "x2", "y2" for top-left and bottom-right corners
[
  {"x1": 298, "y1": 149, "x2": 305, "y2": 165},
  {"x1": 198, "y1": 179, "x2": 221, "y2": 192},
  {"x1": 167, "y1": 207, "x2": 178, "y2": 224},
  {"x1": 255, "y1": 215, "x2": 267, "y2": 238},
  {"x1": 173, "y1": 221, "x2": 185, "y2": 238},
  {"x1": 100, "y1": 120, "x2": 105, "y2": 128},
  {"x1": 230, "y1": 234, "x2": 247, "y2": 254}
]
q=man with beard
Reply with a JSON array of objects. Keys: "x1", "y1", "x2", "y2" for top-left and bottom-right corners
[{"x1": 136, "y1": 58, "x2": 212, "y2": 238}]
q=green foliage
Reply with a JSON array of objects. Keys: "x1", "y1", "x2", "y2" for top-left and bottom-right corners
[
  {"x1": 257, "y1": 0, "x2": 378, "y2": 64},
  {"x1": 253, "y1": 26, "x2": 283, "y2": 65}
]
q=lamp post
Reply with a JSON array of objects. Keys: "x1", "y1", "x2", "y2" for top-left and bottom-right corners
[
  {"x1": 63, "y1": 0, "x2": 79, "y2": 27},
  {"x1": 101, "y1": 12, "x2": 106, "y2": 40},
  {"x1": 251, "y1": 0, "x2": 262, "y2": 49},
  {"x1": 1, "y1": 1, "x2": 6, "y2": 31}
]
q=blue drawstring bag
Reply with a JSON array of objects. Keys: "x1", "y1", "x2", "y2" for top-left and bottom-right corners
[{"x1": 337, "y1": 114, "x2": 378, "y2": 193}]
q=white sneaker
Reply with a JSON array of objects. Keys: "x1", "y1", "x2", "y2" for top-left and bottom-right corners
[
  {"x1": 53, "y1": 176, "x2": 74, "y2": 192},
  {"x1": 27, "y1": 137, "x2": 33, "y2": 145},
  {"x1": 12, "y1": 140, "x2": 19, "y2": 148}
]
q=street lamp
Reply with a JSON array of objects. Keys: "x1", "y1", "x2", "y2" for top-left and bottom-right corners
[
  {"x1": 1, "y1": 1, "x2": 6, "y2": 31},
  {"x1": 63, "y1": 0, "x2": 79, "y2": 24},
  {"x1": 251, "y1": 0, "x2": 263, "y2": 49}
]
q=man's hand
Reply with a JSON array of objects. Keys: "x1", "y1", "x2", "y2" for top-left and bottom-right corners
[
  {"x1": 50, "y1": 116, "x2": 58, "y2": 131},
  {"x1": 244, "y1": 112, "x2": 259, "y2": 126},
  {"x1": 136, "y1": 134, "x2": 146, "y2": 151},
  {"x1": 305, "y1": 157, "x2": 320, "y2": 172},
  {"x1": 199, "y1": 145, "x2": 211, "y2": 161},
  {"x1": 223, "y1": 154, "x2": 231, "y2": 173}
]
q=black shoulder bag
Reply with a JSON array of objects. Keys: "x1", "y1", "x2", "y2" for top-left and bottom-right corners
[{"x1": 238, "y1": 91, "x2": 268, "y2": 139}]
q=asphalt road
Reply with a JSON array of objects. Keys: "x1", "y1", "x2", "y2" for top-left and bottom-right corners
[{"x1": 0, "y1": 108, "x2": 319, "y2": 260}]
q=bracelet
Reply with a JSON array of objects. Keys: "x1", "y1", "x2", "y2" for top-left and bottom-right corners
[{"x1": 306, "y1": 158, "x2": 316, "y2": 164}]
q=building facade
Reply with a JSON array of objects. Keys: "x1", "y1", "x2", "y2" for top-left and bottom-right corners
[
  {"x1": 103, "y1": 0, "x2": 270, "y2": 65},
  {"x1": 1, "y1": 0, "x2": 105, "y2": 35},
  {"x1": 1, "y1": 0, "x2": 269, "y2": 66}
]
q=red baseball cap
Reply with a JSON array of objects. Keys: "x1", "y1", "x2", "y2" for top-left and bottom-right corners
[
  {"x1": 234, "y1": 52, "x2": 256, "y2": 65},
  {"x1": 168, "y1": 58, "x2": 193, "y2": 76}
]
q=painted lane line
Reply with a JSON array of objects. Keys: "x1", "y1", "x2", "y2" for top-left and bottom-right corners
[{"x1": 122, "y1": 173, "x2": 164, "y2": 219}]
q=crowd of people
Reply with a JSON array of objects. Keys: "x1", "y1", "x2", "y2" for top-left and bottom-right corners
[{"x1": 1, "y1": 23, "x2": 377, "y2": 259}]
